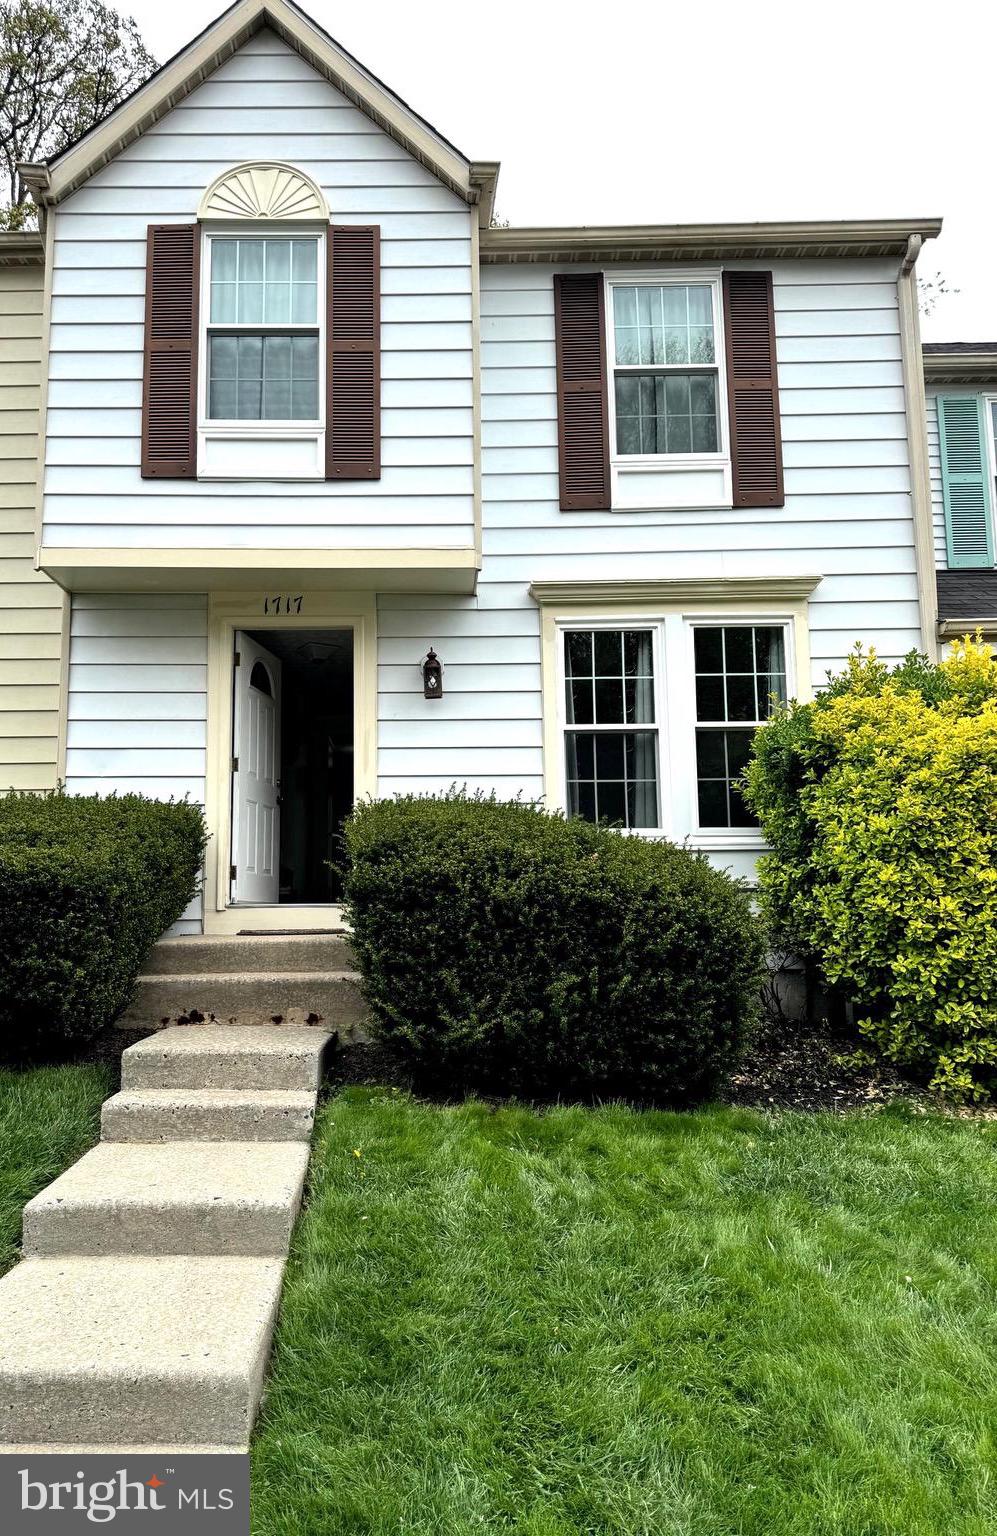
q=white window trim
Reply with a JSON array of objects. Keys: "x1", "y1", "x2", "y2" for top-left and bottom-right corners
[
  {"x1": 539, "y1": 590, "x2": 813, "y2": 854},
  {"x1": 678, "y1": 613, "x2": 797, "y2": 850},
  {"x1": 560, "y1": 619, "x2": 667, "y2": 833},
  {"x1": 604, "y1": 268, "x2": 729, "y2": 477},
  {"x1": 197, "y1": 223, "x2": 327, "y2": 481}
]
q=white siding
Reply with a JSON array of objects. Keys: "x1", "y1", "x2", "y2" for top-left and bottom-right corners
[
  {"x1": 42, "y1": 28, "x2": 474, "y2": 554},
  {"x1": 377, "y1": 257, "x2": 922, "y2": 831},
  {"x1": 66, "y1": 593, "x2": 207, "y2": 933}
]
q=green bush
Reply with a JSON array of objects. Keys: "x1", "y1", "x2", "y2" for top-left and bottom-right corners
[
  {"x1": 0, "y1": 791, "x2": 206, "y2": 1053},
  {"x1": 342, "y1": 792, "x2": 764, "y2": 1101},
  {"x1": 743, "y1": 638, "x2": 997, "y2": 1100}
]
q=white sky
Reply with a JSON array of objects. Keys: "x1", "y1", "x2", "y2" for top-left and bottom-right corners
[{"x1": 123, "y1": 0, "x2": 997, "y2": 342}]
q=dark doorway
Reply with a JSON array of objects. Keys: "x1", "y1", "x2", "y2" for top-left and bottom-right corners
[{"x1": 243, "y1": 627, "x2": 354, "y2": 902}]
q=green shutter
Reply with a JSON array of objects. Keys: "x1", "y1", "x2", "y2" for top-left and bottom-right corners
[{"x1": 937, "y1": 394, "x2": 994, "y2": 568}]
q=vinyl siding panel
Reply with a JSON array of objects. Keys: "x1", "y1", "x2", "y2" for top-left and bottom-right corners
[
  {"x1": 377, "y1": 258, "x2": 922, "y2": 863},
  {"x1": 65, "y1": 593, "x2": 207, "y2": 932},
  {"x1": 0, "y1": 256, "x2": 63, "y2": 792},
  {"x1": 41, "y1": 27, "x2": 474, "y2": 554}
]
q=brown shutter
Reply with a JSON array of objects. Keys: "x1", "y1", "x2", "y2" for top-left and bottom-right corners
[
  {"x1": 722, "y1": 270, "x2": 784, "y2": 508},
  {"x1": 141, "y1": 224, "x2": 200, "y2": 479},
  {"x1": 553, "y1": 272, "x2": 611, "y2": 511},
  {"x1": 326, "y1": 225, "x2": 381, "y2": 479}
]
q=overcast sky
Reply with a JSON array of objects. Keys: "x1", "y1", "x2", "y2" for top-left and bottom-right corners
[{"x1": 123, "y1": 0, "x2": 996, "y2": 342}]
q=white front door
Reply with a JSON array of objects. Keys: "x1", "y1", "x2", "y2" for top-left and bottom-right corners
[{"x1": 232, "y1": 632, "x2": 282, "y2": 904}]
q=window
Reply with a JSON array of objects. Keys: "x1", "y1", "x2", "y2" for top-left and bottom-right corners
[
  {"x1": 563, "y1": 628, "x2": 658, "y2": 829},
  {"x1": 611, "y1": 283, "x2": 720, "y2": 457},
  {"x1": 205, "y1": 237, "x2": 321, "y2": 423},
  {"x1": 693, "y1": 625, "x2": 787, "y2": 828}
]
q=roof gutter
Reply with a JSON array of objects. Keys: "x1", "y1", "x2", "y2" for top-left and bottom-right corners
[{"x1": 479, "y1": 217, "x2": 943, "y2": 263}]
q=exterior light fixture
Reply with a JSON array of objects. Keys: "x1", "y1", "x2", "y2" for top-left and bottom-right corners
[{"x1": 422, "y1": 648, "x2": 443, "y2": 699}]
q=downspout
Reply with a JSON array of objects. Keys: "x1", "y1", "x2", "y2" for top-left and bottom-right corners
[{"x1": 896, "y1": 232, "x2": 939, "y2": 658}]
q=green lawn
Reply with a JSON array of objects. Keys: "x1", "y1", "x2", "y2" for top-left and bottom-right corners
[
  {"x1": 252, "y1": 1089, "x2": 997, "y2": 1536},
  {"x1": 0, "y1": 1062, "x2": 113, "y2": 1275}
]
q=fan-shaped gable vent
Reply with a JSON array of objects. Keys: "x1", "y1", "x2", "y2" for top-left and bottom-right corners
[{"x1": 198, "y1": 163, "x2": 329, "y2": 222}]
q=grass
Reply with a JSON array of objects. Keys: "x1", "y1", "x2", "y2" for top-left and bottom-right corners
[
  {"x1": 0, "y1": 1061, "x2": 114, "y2": 1275},
  {"x1": 252, "y1": 1089, "x2": 997, "y2": 1536}
]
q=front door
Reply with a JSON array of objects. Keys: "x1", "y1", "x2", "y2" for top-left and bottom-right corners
[{"x1": 232, "y1": 631, "x2": 282, "y2": 903}]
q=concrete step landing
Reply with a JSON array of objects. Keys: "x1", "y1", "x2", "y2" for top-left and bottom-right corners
[{"x1": 148, "y1": 932, "x2": 354, "y2": 975}]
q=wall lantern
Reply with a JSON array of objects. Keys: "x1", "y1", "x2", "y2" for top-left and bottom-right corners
[{"x1": 422, "y1": 648, "x2": 443, "y2": 699}]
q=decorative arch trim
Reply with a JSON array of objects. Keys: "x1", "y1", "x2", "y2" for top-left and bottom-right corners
[{"x1": 198, "y1": 162, "x2": 329, "y2": 222}]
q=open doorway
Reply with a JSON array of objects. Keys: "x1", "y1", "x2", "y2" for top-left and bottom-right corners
[{"x1": 231, "y1": 627, "x2": 354, "y2": 905}]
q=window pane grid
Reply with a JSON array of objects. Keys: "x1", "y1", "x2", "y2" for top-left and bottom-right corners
[
  {"x1": 563, "y1": 629, "x2": 658, "y2": 829},
  {"x1": 210, "y1": 238, "x2": 317, "y2": 326},
  {"x1": 208, "y1": 334, "x2": 319, "y2": 421},
  {"x1": 612, "y1": 283, "x2": 719, "y2": 457},
  {"x1": 694, "y1": 625, "x2": 787, "y2": 829}
]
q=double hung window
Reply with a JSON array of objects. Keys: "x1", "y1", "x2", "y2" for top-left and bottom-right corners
[
  {"x1": 610, "y1": 282, "x2": 721, "y2": 458},
  {"x1": 205, "y1": 236, "x2": 321, "y2": 424}
]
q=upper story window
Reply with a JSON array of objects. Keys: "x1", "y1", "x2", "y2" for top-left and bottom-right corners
[
  {"x1": 610, "y1": 281, "x2": 721, "y2": 458},
  {"x1": 205, "y1": 236, "x2": 321, "y2": 424}
]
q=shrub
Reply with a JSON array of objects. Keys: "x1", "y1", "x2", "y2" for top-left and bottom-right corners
[
  {"x1": 743, "y1": 638, "x2": 997, "y2": 1099},
  {"x1": 342, "y1": 792, "x2": 764, "y2": 1101},
  {"x1": 0, "y1": 791, "x2": 206, "y2": 1053}
]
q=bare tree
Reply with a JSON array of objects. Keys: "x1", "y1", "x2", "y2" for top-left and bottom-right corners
[
  {"x1": 918, "y1": 270, "x2": 959, "y2": 318},
  {"x1": 0, "y1": 0, "x2": 157, "y2": 228}
]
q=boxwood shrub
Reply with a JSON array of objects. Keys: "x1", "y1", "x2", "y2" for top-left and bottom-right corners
[
  {"x1": 0, "y1": 791, "x2": 206, "y2": 1054},
  {"x1": 343, "y1": 793, "x2": 763, "y2": 1101}
]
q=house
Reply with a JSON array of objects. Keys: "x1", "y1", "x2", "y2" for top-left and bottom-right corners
[
  {"x1": 1, "y1": 0, "x2": 943, "y2": 934},
  {"x1": 923, "y1": 343, "x2": 997, "y2": 639}
]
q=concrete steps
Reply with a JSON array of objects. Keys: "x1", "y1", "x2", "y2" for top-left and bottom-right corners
[
  {"x1": 118, "y1": 970, "x2": 365, "y2": 1031},
  {"x1": 122, "y1": 1024, "x2": 329, "y2": 1091},
  {"x1": 0, "y1": 1023, "x2": 332, "y2": 1452},
  {"x1": 102, "y1": 1087, "x2": 317, "y2": 1142},
  {"x1": 0, "y1": 1257, "x2": 285, "y2": 1447},
  {"x1": 148, "y1": 933, "x2": 354, "y2": 974},
  {"x1": 22, "y1": 1141, "x2": 310, "y2": 1257}
]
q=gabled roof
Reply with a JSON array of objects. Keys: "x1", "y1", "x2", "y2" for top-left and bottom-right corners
[
  {"x1": 923, "y1": 342, "x2": 997, "y2": 384},
  {"x1": 19, "y1": 0, "x2": 499, "y2": 218}
]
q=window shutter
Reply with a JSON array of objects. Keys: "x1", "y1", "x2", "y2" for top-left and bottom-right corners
[
  {"x1": 141, "y1": 224, "x2": 200, "y2": 479},
  {"x1": 326, "y1": 225, "x2": 381, "y2": 479},
  {"x1": 722, "y1": 271, "x2": 784, "y2": 508},
  {"x1": 937, "y1": 395, "x2": 994, "y2": 568},
  {"x1": 553, "y1": 272, "x2": 611, "y2": 510}
]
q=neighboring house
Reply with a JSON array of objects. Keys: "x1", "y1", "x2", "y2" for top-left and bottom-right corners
[
  {"x1": 923, "y1": 342, "x2": 997, "y2": 638},
  {"x1": 10, "y1": 0, "x2": 942, "y2": 932},
  {"x1": 0, "y1": 233, "x2": 65, "y2": 791}
]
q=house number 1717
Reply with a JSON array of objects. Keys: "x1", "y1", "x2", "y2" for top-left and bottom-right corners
[{"x1": 263, "y1": 595, "x2": 303, "y2": 615}]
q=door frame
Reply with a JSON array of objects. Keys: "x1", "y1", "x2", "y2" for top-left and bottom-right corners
[{"x1": 204, "y1": 589, "x2": 377, "y2": 934}]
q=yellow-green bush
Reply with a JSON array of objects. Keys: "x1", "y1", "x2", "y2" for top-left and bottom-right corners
[{"x1": 744, "y1": 638, "x2": 997, "y2": 1099}]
